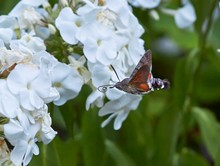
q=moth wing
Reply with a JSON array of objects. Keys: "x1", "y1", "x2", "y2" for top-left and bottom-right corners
[{"x1": 129, "y1": 50, "x2": 152, "y2": 84}]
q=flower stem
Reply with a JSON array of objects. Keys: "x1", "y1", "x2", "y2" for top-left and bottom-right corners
[
  {"x1": 199, "y1": 0, "x2": 218, "y2": 50},
  {"x1": 190, "y1": 0, "x2": 218, "y2": 95}
]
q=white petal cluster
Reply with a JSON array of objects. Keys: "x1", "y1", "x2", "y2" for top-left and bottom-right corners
[
  {"x1": 128, "y1": 0, "x2": 196, "y2": 29},
  {"x1": 9, "y1": 1, "x2": 45, "y2": 30},
  {"x1": 0, "y1": 16, "x2": 17, "y2": 45},
  {"x1": 0, "y1": 45, "x2": 83, "y2": 165},
  {"x1": 100, "y1": 89, "x2": 142, "y2": 130},
  {"x1": 56, "y1": 0, "x2": 145, "y2": 65},
  {"x1": 0, "y1": 1, "x2": 83, "y2": 165},
  {"x1": 55, "y1": 0, "x2": 145, "y2": 130},
  {"x1": 174, "y1": 3, "x2": 196, "y2": 29},
  {"x1": 0, "y1": 0, "x2": 185, "y2": 163}
]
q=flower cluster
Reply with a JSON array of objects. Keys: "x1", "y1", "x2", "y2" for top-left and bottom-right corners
[
  {"x1": 0, "y1": 0, "x2": 197, "y2": 165},
  {"x1": 0, "y1": 0, "x2": 84, "y2": 165},
  {"x1": 128, "y1": 0, "x2": 196, "y2": 29},
  {"x1": 55, "y1": 0, "x2": 145, "y2": 130}
]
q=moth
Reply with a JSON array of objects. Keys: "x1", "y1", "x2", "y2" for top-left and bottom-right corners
[{"x1": 98, "y1": 50, "x2": 170, "y2": 94}]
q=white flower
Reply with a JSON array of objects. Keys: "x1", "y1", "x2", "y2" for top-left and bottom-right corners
[
  {"x1": 0, "y1": 28, "x2": 13, "y2": 45},
  {"x1": 34, "y1": 25, "x2": 51, "y2": 40},
  {"x1": 50, "y1": 62, "x2": 84, "y2": 106},
  {"x1": 78, "y1": 0, "x2": 131, "y2": 27},
  {"x1": 7, "y1": 64, "x2": 57, "y2": 110},
  {"x1": 0, "y1": 15, "x2": 18, "y2": 44},
  {"x1": 86, "y1": 90, "x2": 105, "y2": 110},
  {"x1": 77, "y1": 22, "x2": 120, "y2": 65},
  {"x1": 31, "y1": 52, "x2": 60, "y2": 103},
  {"x1": 96, "y1": 9, "x2": 117, "y2": 28},
  {"x1": 4, "y1": 119, "x2": 40, "y2": 166},
  {"x1": 76, "y1": 0, "x2": 145, "y2": 123},
  {"x1": 10, "y1": 33, "x2": 46, "y2": 53},
  {"x1": 38, "y1": 113, "x2": 57, "y2": 144},
  {"x1": 0, "y1": 15, "x2": 18, "y2": 29},
  {"x1": 9, "y1": 2, "x2": 44, "y2": 29},
  {"x1": 115, "y1": 16, "x2": 145, "y2": 67},
  {"x1": 76, "y1": 0, "x2": 139, "y2": 65},
  {"x1": 0, "y1": 80, "x2": 19, "y2": 119},
  {"x1": 55, "y1": 7, "x2": 84, "y2": 45},
  {"x1": 68, "y1": 55, "x2": 91, "y2": 83},
  {"x1": 0, "y1": 81, "x2": 31, "y2": 134},
  {"x1": 161, "y1": 2, "x2": 196, "y2": 29},
  {"x1": 0, "y1": 40, "x2": 4, "y2": 47},
  {"x1": 87, "y1": 62, "x2": 113, "y2": 87},
  {"x1": 99, "y1": 93, "x2": 142, "y2": 130},
  {"x1": 128, "y1": 0, "x2": 161, "y2": 9},
  {"x1": 174, "y1": 3, "x2": 196, "y2": 29},
  {"x1": 31, "y1": 105, "x2": 57, "y2": 144},
  {"x1": 21, "y1": 7, "x2": 44, "y2": 28},
  {"x1": 0, "y1": 47, "x2": 31, "y2": 73},
  {"x1": 31, "y1": 50, "x2": 58, "y2": 73},
  {"x1": 21, "y1": 0, "x2": 48, "y2": 7},
  {"x1": 48, "y1": 24, "x2": 56, "y2": 35},
  {"x1": 106, "y1": 87, "x2": 125, "y2": 100},
  {"x1": 9, "y1": 41, "x2": 33, "y2": 57}
]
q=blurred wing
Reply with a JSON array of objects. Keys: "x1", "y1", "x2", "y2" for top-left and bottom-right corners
[{"x1": 129, "y1": 50, "x2": 152, "y2": 84}]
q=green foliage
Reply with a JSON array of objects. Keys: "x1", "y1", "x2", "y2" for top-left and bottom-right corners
[
  {"x1": 1, "y1": 0, "x2": 220, "y2": 166},
  {"x1": 174, "y1": 148, "x2": 210, "y2": 166},
  {"x1": 193, "y1": 107, "x2": 220, "y2": 160}
]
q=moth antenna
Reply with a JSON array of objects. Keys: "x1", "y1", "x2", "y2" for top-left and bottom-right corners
[
  {"x1": 98, "y1": 84, "x2": 114, "y2": 93},
  {"x1": 110, "y1": 65, "x2": 120, "y2": 82}
]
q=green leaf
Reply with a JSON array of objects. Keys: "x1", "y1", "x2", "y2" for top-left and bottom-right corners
[
  {"x1": 150, "y1": 12, "x2": 198, "y2": 49},
  {"x1": 192, "y1": 107, "x2": 220, "y2": 159},
  {"x1": 58, "y1": 102, "x2": 75, "y2": 137},
  {"x1": 174, "y1": 148, "x2": 209, "y2": 166},
  {"x1": 194, "y1": 49, "x2": 220, "y2": 103},
  {"x1": 57, "y1": 85, "x2": 91, "y2": 137},
  {"x1": 0, "y1": 0, "x2": 18, "y2": 14},
  {"x1": 105, "y1": 140, "x2": 135, "y2": 166},
  {"x1": 52, "y1": 137, "x2": 79, "y2": 166},
  {"x1": 210, "y1": 16, "x2": 220, "y2": 48},
  {"x1": 30, "y1": 143, "x2": 59, "y2": 166},
  {"x1": 172, "y1": 49, "x2": 199, "y2": 108},
  {"x1": 81, "y1": 109, "x2": 105, "y2": 166},
  {"x1": 152, "y1": 108, "x2": 181, "y2": 166},
  {"x1": 214, "y1": 148, "x2": 220, "y2": 166},
  {"x1": 191, "y1": 0, "x2": 212, "y2": 35},
  {"x1": 119, "y1": 107, "x2": 156, "y2": 165},
  {"x1": 30, "y1": 137, "x2": 78, "y2": 166}
]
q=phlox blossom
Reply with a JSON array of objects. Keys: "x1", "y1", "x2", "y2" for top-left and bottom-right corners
[
  {"x1": 4, "y1": 119, "x2": 40, "y2": 166},
  {"x1": 7, "y1": 64, "x2": 58, "y2": 110},
  {"x1": 50, "y1": 62, "x2": 84, "y2": 106},
  {"x1": 99, "y1": 89, "x2": 142, "y2": 130}
]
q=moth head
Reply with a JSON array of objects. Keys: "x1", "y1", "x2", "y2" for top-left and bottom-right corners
[
  {"x1": 151, "y1": 78, "x2": 170, "y2": 90},
  {"x1": 114, "y1": 78, "x2": 130, "y2": 90},
  {"x1": 162, "y1": 79, "x2": 170, "y2": 89}
]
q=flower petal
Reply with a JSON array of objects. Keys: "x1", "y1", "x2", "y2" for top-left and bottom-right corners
[
  {"x1": 114, "y1": 111, "x2": 129, "y2": 130},
  {"x1": 174, "y1": 3, "x2": 196, "y2": 29},
  {"x1": 55, "y1": 7, "x2": 80, "y2": 44}
]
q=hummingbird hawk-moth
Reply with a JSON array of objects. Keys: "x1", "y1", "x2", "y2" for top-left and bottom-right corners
[{"x1": 98, "y1": 50, "x2": 170, "y2": 94}]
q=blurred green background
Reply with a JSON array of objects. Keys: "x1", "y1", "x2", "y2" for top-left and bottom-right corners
[{"x1": 1, "y1": 0, "x2": 220, "y2": 166}]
